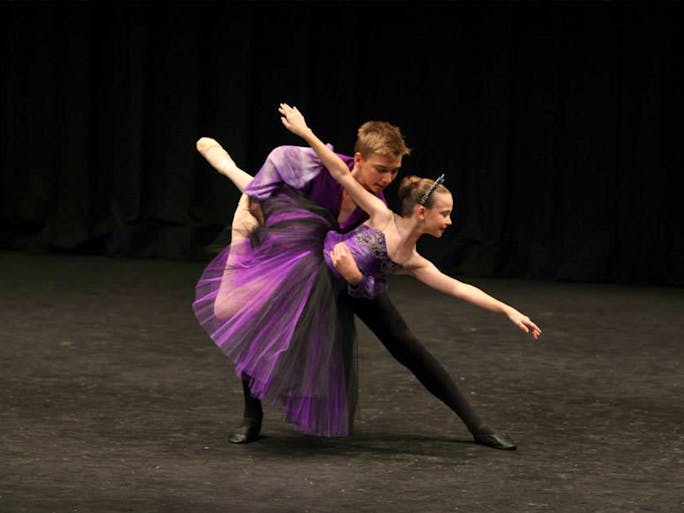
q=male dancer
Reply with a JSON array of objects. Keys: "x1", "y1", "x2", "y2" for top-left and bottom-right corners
[{"x1": 196, "y1": 120, "x2": 516, "y2": 450}]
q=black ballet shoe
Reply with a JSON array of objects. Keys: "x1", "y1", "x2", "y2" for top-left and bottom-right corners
[
  {"x1": 473, "y1": 432, "x2": 517, "y2": 450},
  {"x1": 228, "y1": 417, "x2": 262, "y2": 444}
]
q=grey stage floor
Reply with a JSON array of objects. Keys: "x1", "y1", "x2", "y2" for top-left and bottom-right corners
[{"x1": 1, "y1": 250, "x2": 682, "y2": 513}]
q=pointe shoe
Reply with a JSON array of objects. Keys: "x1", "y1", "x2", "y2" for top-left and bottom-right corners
[
  {"x1": 473, "y1": 432, "x2": 517, "y2": 450},
  {"x1": 228, "y1": 418, "x2": 262, "y2": 444}
]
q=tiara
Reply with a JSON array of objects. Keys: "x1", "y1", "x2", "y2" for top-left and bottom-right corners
[{"x1": 419, "y1": 173, "x2": 446, "y2": 205}]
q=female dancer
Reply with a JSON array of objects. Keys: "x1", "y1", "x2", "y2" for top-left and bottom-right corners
[{"x1": 193, "y1": 104, "x2": 541, "y2": 439}]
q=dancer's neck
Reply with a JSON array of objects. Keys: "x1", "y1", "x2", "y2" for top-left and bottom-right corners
[{"x1": 393, "y1": 214, "x2": 423, "y2": 249}]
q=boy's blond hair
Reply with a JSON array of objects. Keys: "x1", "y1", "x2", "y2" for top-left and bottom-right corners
[{"x1": 354, "y1": 121, "x2": 411, "y2": 159}]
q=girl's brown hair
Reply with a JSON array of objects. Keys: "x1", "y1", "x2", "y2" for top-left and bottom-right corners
[{"x1": 397, "y1": 175, "x2": 449, "y2": 215}]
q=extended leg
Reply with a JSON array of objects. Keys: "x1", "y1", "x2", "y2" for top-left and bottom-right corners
[
  {"x1": 346, "y1": 292, "x2": 516, "y2": 450},
  {"x1": 196, "y1": 137, "x2": 254, "y2": 192}
]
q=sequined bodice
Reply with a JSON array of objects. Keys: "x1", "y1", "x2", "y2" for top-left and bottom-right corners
[{"x1": 323, "y1": 225, "x2": 401, "y2": 292}]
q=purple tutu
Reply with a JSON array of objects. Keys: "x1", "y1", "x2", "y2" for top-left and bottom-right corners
[{"x1": 193, "y1": 188, "x2": 357, "y2": 436}]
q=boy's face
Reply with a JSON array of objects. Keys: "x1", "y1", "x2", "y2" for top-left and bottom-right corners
[{"x1": 353, "y1": 152, "x2": 402, "y2": 193}]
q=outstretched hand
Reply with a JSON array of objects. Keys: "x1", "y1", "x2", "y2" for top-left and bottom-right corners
[
  {"x1": 279, "y1": 103, "x2": 309, "y2": 137},
  {"x1": 507, "y1": 309, "x2": 542, "y2": 341}
]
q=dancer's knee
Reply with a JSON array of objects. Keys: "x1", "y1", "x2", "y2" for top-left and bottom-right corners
[
  {"x1": 383, "y1": 330, "x2": 425, "y2": 367},
  {"x1": 213, "y1": 300, "x2": 233, "y2": 320},
  {"x1": 214, "y1": 293, "x2": 240, "y2": 320}
]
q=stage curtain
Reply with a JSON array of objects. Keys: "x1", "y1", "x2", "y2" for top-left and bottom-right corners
[{"x1": 1, "y1": 1, "x2": 681, "y2": 285}]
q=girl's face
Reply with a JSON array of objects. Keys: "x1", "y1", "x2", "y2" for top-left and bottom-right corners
[{"x1": 421, "y1": 192, "x2": 453, "y2": 237}]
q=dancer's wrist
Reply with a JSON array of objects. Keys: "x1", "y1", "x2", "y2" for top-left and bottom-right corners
[{"x1": 345, "y1": 269, "x2": 363, "y2": 286}]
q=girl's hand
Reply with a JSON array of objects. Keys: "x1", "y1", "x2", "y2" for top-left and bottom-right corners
[
  {"x1": 506, "y1": 309, "x2": 542, "y2": 340},
  {"x1": 278, "y1": 103, "x2": 309, "y2": 137},
  {"x1": 329, "y1": 242, "x2": 363, "y2": 285}
]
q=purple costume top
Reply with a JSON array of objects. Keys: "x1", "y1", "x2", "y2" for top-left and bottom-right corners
[
  {"x1": 193, "y1": 145, "x2": 400, "y2": 437},
  {"x1": 247, "y1": 145, "x2": 399, "y2": 297},
  {"x1": 247, "y1": 145, "x2": 373, "y2": 232}
]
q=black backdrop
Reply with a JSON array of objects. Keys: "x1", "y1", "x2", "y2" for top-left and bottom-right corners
[{"x1": 1, "y1": 1, "x2": 682, "y2": 285}]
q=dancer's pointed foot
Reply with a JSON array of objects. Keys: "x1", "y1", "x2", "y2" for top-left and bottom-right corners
[
  {"x1": 228, "y1": 417, "x2": 262, "y2": 444},
  {"x1": 473, "y1": 432, "x2": 517, "y2": 450},
  {"x1": 196, "y1": 137, "x2": 237, "y2": 176}
]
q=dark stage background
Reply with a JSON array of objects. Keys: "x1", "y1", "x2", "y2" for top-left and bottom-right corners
[{"x1": 1, "y1": 1, "x2": 682, "y2": 285}]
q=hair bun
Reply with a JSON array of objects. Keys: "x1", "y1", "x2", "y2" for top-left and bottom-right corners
[{"x1": 398, "y1": 175, "x2": 421, "y2": 200}]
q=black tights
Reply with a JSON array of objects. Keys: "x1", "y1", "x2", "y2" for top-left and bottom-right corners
[
  {"x1": 240, "y1": 377, "x2": 263, "y2": 423},
  {"x1": 239, "y1": 291, "x2": 489, "y2": 435}
]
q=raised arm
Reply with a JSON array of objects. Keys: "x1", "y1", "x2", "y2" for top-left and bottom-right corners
[
  {"x1": 278, "y1": 103, "x2": 388, "y2": 221},
  {"x1": 405, "y1": 255, "x2": 542, "y2": 340}
]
